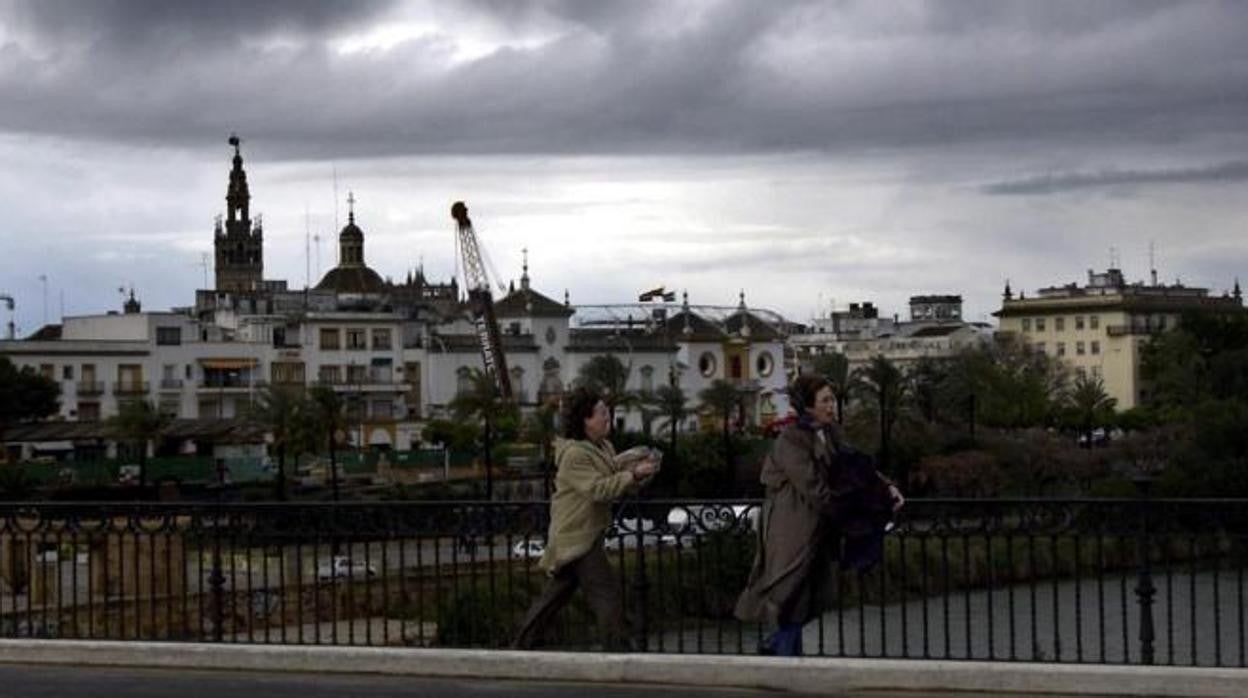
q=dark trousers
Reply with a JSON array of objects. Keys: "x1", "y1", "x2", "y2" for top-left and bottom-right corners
[{"x1": 512, "y1": 545, "x2": 632, "y2": 650}]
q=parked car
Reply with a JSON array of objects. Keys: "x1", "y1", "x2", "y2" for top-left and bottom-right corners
[
  {"x1": 511, "y1": 539, "x2": 546, "y2": 560},
  {"x1": 316, "y1": 555, "x2": 377, "y2": 582}
]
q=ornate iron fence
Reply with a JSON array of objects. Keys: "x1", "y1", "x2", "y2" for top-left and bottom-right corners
[{"x1": 0, "y1": 497, "x2": 1244, "y2": 666}]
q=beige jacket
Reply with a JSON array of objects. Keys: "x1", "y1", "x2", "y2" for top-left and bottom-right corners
[{"x1": 539, "y1": 437, "x2": 641, "y2": 574}]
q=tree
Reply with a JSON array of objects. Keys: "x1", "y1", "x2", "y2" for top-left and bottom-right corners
[
  {"x1": 852, "y1": 355, "x2": 908, "y2": 479},
  {"x1": 1066, "y1": 374, "x2": 1117, "y2": 449},
  {"x1": 698, "y1": 379, "x2": 742, "y2": 488},
  {"x1": 107, "y1": 399, "x2": 171, "y2": 492},
  {"x1": 810, "y1": 352, "x2": 850, "y2": 424},
  {"x1": 576, "y1": 354, "x2": 639, "y2": 428},
  {"x1": 250, "y1": 386, "x2": 306, "y2": 501},
  {"x1": 0, "y1": 357, "x2": 60, "y2": 437},
  {"x1": 450, "y1": 368, "x2": 517, "y2": 500},
  {"x1": 307, "y1": 385, "x2": 347, "y2": 501},
  {"x1": 523, "y1": 402, "x2": 559, "y2": 498},
  {"x1": 910, "y1": 357, "x2": 948, "y2": 424},
  {"x1": 649, "y1": 384, "x2": 690, "y2": 467}
]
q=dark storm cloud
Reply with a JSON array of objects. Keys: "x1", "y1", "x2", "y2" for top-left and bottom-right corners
[
  {"x1": 982, "y1": 160, "x2": 1248, "y2": 196},
  {"x1": 1, "y1": 0, "x2": 1247, "y2": 160}
]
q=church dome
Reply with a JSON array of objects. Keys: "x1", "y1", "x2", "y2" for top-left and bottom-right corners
[{"x1": 315, "y1": 265, "x2": 386, "y2": 294}]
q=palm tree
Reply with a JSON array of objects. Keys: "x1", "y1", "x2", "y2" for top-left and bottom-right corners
[
  {"x1": 810, "y1": 352, "x2": 850, "y2": 424},
  {"x1": 910, "y1": 356, "x2": 947, "y2": 424},
  {"x1": 1068, "y1": 374, "x2": 1117, "y2": 449},
  {"x1": 108, "y1": 399, "x2": 171, "y2": 492},
  {"x1": 576, "y1": 354, "x2": 638, "y2": 428},
  {"x1": 450, "y1": 368, "x2": 516, "y2": 500},
  {"x1": 250, "y1": 386, "x2": 305, "y2": 501},
  {"x1": 699, "y1": 379, "x2": 742, "y2": 488},
  {"x1": 852, "y1": 355, "x2": 907, "y2": 479},
  {"x1": 523, "y1": 402, "x2": 558, "y2": 498},
  {"x1": 650, "y1": 383, "x2": 690, "y2": 465},
  {"x1": 307, "y1": 385, "x2": 347, "y2": 501}
]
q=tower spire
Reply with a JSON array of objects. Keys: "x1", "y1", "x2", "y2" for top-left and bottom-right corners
[
  {"x1": 347, "y1": 191, "x2": 356, "y2": 225},
  {"x1": 521, "y1": 247, "x2": 530, "y2": 290}
]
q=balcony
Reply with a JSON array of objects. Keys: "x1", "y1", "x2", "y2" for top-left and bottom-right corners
[
  {"x1": 160, "y1": 378, "x2": 185, "y2": 390},
  {"x1": 113, "y1": 382, "x2": 149, "y2": 396},
  {"x1": 198, "y1": 379, "x2": 267, "y2": 392},
  {"x1": 1106, "y1": 325, "x2": 1162, "y2": 337},
  {"x1": 76, "y1": 381, "x2": 105, "y2": 396}
]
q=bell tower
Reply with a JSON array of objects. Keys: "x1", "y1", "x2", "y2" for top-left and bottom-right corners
[{"x1": 213, "y1": 133, "x2": 264, "y2": 291}]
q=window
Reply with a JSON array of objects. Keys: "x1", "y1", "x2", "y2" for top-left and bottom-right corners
[
  {"x1": 1075, "y1": 316, "x2": 1085, "y2": 330},
  {"x1": 1076, "y1": 341, "x2": 1086, "y2": 356},
  {"x1": 372, "y1": 328, "x2": 392, "y2": 350},
  {"x1": 371, "y1": 399, "x2": 393, "y2": 420},
  {"x1": 271, "y1": 362, "x2": 305, "y2": 385},
  {"x1": 1055, "y1": 317, "x2": 1065, "y2": 332},
  {"x1": 1091, "y1": 366, "x2": 1102, "y2": 378},
  {"x1": 78, "y1": 402, "x2": 101, "y2": 421},
  {"x1": 39, "y1": 363, "x2": 54, "y2": 379},
  {"x1": 1090, "y1": 340, "x2": 1100, "y2": 355},
  {"x1": 346, "y1": 328, "x2": 367, "y2": 350},
  {"x1": 156, "y1": 326, "x2": 182, "y2": 345},
  {"x1": 320, "y1": 328, "x2": 340, "y2": 350},
  {"x1": 158, "y1": 397, "x2": 180, "y2": 418},
  {"x1": 756, "y1": 351, "x2": 775, "y2": 377},
  {"x1": 1089, "y1": 315, "x2": 1100, "y2": 330},
  {"x1": 1035, "y1": 342, "x2": 1046, "y2": 354},
  {"x1": 347, "y1": 364, "x2": 368, "y2": 383},
  {"x1": 1075, "y1": 366, "x2": 1087, "y2": 379},
  {"x1": 640, "y1": 365, "x2": 654, "y2": 393},
  {"x1": 1056, "y1": 342, "x2": 1066, "y2": 357},
  {"x1": 1035, "y1": 318, "x2": 1046, "y2": 332},
  {"x1": 1021, "y1": 318, "x2": 1031, "y2": 332},
  {"x1": 62, "y1": 365, "x2": 73, "y2": 380},
  {"x1": 698, "y1": 352, "x2": 717, "y2": 378},
  {"x1": 318, "y1": 365, "x2": 341, "y2": 385},
  {"x1": 456, "y1": 367, "x2": 472, "y2": 395},
  {"x1": 1158, "y1": 316, "x2": 1168, "y2": 331}
]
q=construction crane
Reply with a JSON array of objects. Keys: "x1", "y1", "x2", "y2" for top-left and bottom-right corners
[{"x1": 451, "y1": 201, "x2": 513, "y2": 400}]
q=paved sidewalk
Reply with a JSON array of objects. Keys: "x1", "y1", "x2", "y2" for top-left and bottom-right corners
[{"x1": 0, "y1": 640, "x2": 1244, "y2": 697}]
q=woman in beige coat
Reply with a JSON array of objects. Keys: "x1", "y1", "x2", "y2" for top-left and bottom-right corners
[
  {"x1": 512, "y1": 387, "x2": 658, "y2": 650},
  {"x1": 735, "y1": 375, "x2": 903, "y2": 656}
]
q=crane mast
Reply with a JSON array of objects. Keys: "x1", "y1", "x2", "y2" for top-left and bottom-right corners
[{"x1": 451, "y1": 201, "x2": 513, "y2": 401}]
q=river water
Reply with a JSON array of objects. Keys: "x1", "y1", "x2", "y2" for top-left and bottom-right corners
[{"x1": 655, "y1": 568, "x2": 1246, "y2": 667}]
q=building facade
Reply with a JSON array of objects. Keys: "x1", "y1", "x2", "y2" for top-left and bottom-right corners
[{"x1": 994, "y1": 268, "x2": 1244, "y2": 409}]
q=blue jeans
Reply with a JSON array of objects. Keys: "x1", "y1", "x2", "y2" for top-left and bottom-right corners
[{"x1": 766, "y1": 622, "x2": 804, "y2": 656}]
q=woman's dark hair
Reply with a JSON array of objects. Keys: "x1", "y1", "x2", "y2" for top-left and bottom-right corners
[
  {"x1": 790, "y1": 375, "x2": 831, "y2": 415},
  {"x1": 562, "y1": 387, "x2": 603, "y2": 440}
]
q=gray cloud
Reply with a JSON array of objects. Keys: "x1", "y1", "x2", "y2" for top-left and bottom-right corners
[
  {"x1": 1, "y1": 1, "x2": 1246, "y2": 159},
  {"x1": 982, "y1": 160, "x2": 1248, "y2": 196}
]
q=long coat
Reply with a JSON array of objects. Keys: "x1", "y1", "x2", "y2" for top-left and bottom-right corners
[{"x1": 734, "y1": 423, "x2": 861, "y2": 626}]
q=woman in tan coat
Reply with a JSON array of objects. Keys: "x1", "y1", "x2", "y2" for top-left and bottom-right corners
[
  {"x1": 735, "y1": 375, "x2": 903, "y2": 656},
  {"x1": 512, "y1": 387, "x2": 658, "y2": 650}
]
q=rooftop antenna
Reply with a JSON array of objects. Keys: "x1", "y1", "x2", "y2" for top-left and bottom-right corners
[
  {"x1": 332, "y1": 164, "x2": 340, "y2": 233},
  {"x1": 199, "y1": 252, "x2": 210, "y2": 289},
  {"x1": 38, "y1": 274, "x2": 48, "y2": 326},
  {"x1": 1149, "y1": 240, "x2": 1158, "y2": 286},
  {"x1": 304, "y1": 204, "x2": 311, "y2": 290},
  {"x1": 313, "y1": 232, "x2": 322, "y2": 278}
]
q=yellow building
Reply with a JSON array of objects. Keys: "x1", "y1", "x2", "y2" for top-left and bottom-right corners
[{"x1": 994, "y1": 269, "x2": 1243, "y2": 409}]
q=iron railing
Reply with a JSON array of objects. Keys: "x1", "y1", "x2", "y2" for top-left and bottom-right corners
[{"x1": 0, "y1": 498, "x2": 1244, "y2": 666}]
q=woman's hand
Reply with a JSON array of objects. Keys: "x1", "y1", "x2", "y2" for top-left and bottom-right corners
[
  {"x1": 888, "y1": 484, "x2": 905, "y2": 512},
  {"x1": 632, "y1": 458, "x2": 658, "y2": 482}
]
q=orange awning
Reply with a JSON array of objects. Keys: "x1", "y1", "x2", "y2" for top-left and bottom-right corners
[{"x1": 199, "y1": 358, "x2": 258, "y2": 370}]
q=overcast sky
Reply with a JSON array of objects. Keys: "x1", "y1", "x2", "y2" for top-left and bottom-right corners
[{"x1": 2, "y1": 0, "x2": 1247, "y2": 335}]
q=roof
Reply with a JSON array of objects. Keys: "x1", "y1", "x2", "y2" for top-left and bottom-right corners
[
  {"x1": 315, "y1": 265, "x2": 387, "y2": 294},
  {"x1": 663, "y1": 310, "x2": 726, "y2": 342},
  {"x1": 0, "y1": 419, "x2": 267, "y2": 445},
  {"x1": 566, "y1": 329, "x2": 678, "y2": 353},
  {"x1": 493, "y1": 287, "x2": 574, "y2": 318},
  {"x1": 908, "y1": 325, "x2": 966, "y2": 338},
  {"x1": 723, "y1": 311, "x2": 784, "y2": 341},
  {"x1": 427, "y1": 333, "x2": 540, "y2": 354},
  {"x1": 27, "y1": 324, "x2": 63, "y2": 341}
]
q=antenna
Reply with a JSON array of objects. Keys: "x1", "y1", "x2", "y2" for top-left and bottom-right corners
[
  {"x1": 38, "y1": 274, "x2": 48, "y2": 326},
  {"x1": 304, "y1": 204, "x2": 311, "y2": 290},
  {"x1": 1149, "y1": 240, "x2": 1158, "y2": 286},
  {"x1": 314, "y1": 233, "x2": 322, "y2": 278}
]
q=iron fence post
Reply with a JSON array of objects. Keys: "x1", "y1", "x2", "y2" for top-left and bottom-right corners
[
  {"x1": 632, "y1": 512, "x2": 649, "y2": 651},
  {"x1": 1133, "y1": 476, "x2": 1156, "y2": 665}
]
